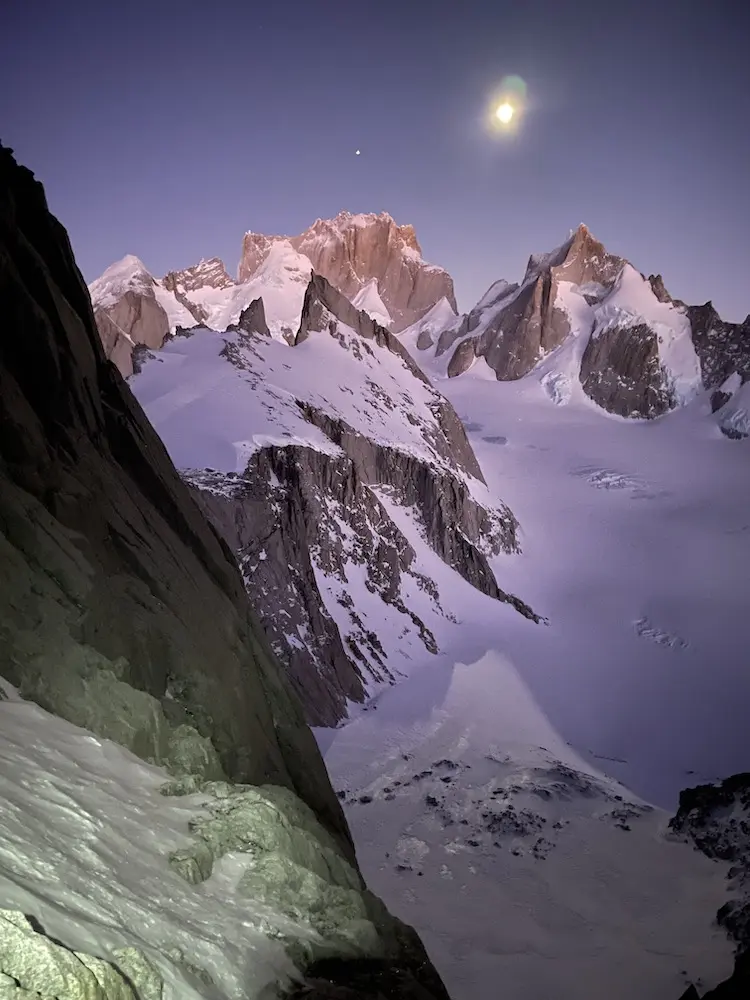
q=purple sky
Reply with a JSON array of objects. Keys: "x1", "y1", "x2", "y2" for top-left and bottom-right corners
[{"x1": 2, "y1": 0, "x2": 748, "y2": 320}]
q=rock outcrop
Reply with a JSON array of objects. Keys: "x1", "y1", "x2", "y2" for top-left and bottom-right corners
[
  {"x1": 164, "y1": 255, "x2": 234, "y2": 293},
  {"x1": 162, "y1": 255, "x2": 235, "y2": 326},
  {"x1": 669, "y1": 774, "x2": 750, "y2": 998},
  {"x1": 240, "y1": 211, "x2": 457, "y2": 332},
  {"x1": 579, "y1": 320, "x2": 674, "y2": 419},
  {"x1": 0, "y1": 143, "x2": 451, "y2": 1000}
]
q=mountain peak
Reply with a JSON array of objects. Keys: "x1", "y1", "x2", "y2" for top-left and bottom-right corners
[
  {"x1": 88, "y1": 254, "x2": 156, "y2": 310},
  {"x1": 236, "y1": 212, "x2": 454, "y2": 333},
  {"x1": 163, "y1": 256, "x2": 234, "y2": 293}
]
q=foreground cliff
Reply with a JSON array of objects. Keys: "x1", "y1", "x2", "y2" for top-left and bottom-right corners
[{"x1": 0, "y1": 143, "x2": 450, "y2": 999}]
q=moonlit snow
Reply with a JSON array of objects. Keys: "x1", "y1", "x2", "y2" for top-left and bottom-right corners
[
  {"x1": 322, "y1": 348, "x2": 749, "y2": 998},
  {"x1": 7, "y1": 289, "x2": 748, "y2": 998}
]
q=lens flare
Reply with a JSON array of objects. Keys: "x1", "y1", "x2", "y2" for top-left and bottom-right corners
[{"x1": 486, "y1": 74, "x2": 528, "y2": 135}]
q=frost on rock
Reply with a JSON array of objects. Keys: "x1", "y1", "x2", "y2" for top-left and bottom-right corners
[{"x1": 166, "y1": 781, "x2": 382, "y2": 965}]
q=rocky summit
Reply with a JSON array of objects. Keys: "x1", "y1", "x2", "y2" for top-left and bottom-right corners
[
  {"x1": 90, "y1": 210, "x2": 455, "y2": 375},
  {"x1": 408, "y1": 223, "x2": 749, "y2": 426},
  {"x1": 240, "y1": 211, "x2": 458, "y2": 333},
  {"x1": 0, "y1": 143, "x2": 451, "y2": 1000}
]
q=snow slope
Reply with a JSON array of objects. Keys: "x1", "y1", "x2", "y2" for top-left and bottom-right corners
[
  {"x1": 323, "y1": 650, "x2": 734, "y2": 1000},
  {"x1": 182, "y1": 241, "x2": 313, "y2": 337},
  {"x1": 131, "y1": 323, "x2": 483, "y2": 482},
  {"x1": 391, "y1": 348, "x2": 750, "y2": 805},
  {"x1": 316, "y1": 343, "x2": 750, "y2": 999},
  {"x1": 351, "y1": 278, "x2": 392, "y2": 328}
]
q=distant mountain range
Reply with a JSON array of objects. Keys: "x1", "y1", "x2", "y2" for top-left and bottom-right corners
[{"x1": 90, "y1": 215, "x2": 749, "y2": 438}]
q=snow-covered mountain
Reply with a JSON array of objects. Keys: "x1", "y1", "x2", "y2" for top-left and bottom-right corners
[
  {"x1": 240, "y1": 211, "x2": 457, "y2": 333},
  {"x1": 87, "y1": 254, "x2": 197, "y2": 374},
  {"x1": 89, "y1": 211, "x2": 454, "y2": 375},
  {"x1": 129, "y1": 272, "x2": 534, "y2": 725},
  {"x1": 405, "y1": 224, "x2": 750, "y2": 430}
]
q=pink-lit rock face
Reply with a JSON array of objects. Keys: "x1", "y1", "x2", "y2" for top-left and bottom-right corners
[
  {"x1": 239, "y1": 211, "x2": 457, "y2": 332},
  {"x1": 163, "y1": 256, "x2": 234, "y2": 293}
]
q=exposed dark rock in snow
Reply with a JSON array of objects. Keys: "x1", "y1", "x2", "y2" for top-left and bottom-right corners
[
  {"x1": 670, "y1": 774, "x2": 750, "y2": 998},
  {"x1": 579, "y1": 320, "x2": 674, "y2": 418},
  {"x1": 183, "y1": 445, "x2": 443, "y2": 726},
  {"x1": 0, "y1": 143, "x2": 451, "y2": 999},
  {"x1": 234, "y1": 295, "x2": 271, "y2": 336},
  {"x1": 683, "y1": 302, "x2": 750, "y2": 389}
]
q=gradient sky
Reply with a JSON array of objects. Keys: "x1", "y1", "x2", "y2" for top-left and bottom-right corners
[{"x1": 2, "y1": 0, "x2": 748, "y2": 320}]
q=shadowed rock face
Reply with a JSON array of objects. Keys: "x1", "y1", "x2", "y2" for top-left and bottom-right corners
[
  {"x1": 241, "y1": 212, "x2": 457, "y2": 333},
  {"x1": 0, "y1": 144, "x2": 453, "y2": 999},
  {"x1": 647, "y1": 280, "x2": 750, "y2": 393},
  {"x1": 0, "y1": 142, "x2": 351, "y2": 855},
  {"x1": 685, "y1": 302, "x2": 750, "y2": 389},
  {"x1": 669, "y1": 774, "x2": 750, "y2": 999},
  {"x1": 230, "y1": 296, "x2": 271, "y2": 337},
  {"x1": 580, "y1": 322, "x2": 674, "y2": 418},
  {"x1": 467, "y1": 224, "x2": 624, "y2": 383}
]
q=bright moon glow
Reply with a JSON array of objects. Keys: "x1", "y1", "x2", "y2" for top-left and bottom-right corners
[{"x1": 496, "y1": 103, "x2": 514, "y2": 124}]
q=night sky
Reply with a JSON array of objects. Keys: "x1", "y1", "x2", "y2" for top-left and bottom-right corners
[{"x1": 2, "y1": 0, "x2": 748, "y2": 320}]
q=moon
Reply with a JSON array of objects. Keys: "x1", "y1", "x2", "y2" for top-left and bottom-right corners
[
  {"x1": 355, "y1": 149, "x2": 361, "y2": 155},
  {"x1": 495, "y1": 103, "x2": 514, "y2": 124}
]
